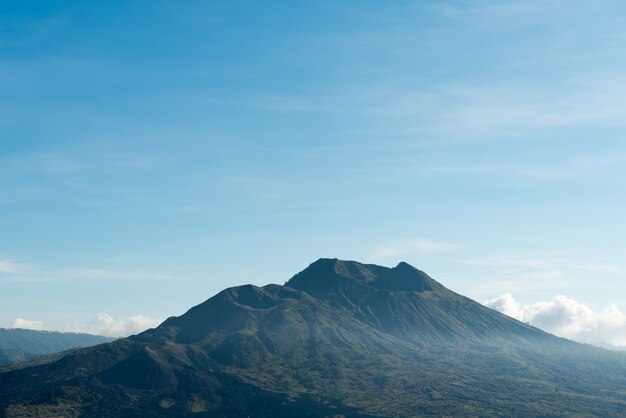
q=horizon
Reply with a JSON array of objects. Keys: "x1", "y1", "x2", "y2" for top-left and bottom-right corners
[{"x1": 2, "y1": 0, "x2": 626, "y2": 347}]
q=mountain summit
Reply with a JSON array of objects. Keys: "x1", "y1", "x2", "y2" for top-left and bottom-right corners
[
  {"x1": 287, "y1": 258, "x2": 439, "y2": 294},
  {"x1": 2, "y1": 259, "x2": 626, "y2": 417}
]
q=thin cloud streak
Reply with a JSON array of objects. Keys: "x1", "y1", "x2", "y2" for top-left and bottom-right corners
[
  {"x1": 372, "y1": 239, "x2": 457, "y2": 261},
  {"x1": 0, "y1": 258, "x2": 171, "y2": 283},
  {"x1": 466, "y1": 255, "x2": 623, "y2": 274},
  {"x1": 0, "y1": 259, "x2": 32, "y2": 274},
  {"x1": 460, "y1": 254, "x2": 624, "y2": 301}
]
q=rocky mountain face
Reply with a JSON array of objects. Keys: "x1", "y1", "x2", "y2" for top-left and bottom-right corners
[{"x1": 2, "y1": 259, "x2": 626, "y2": 417}]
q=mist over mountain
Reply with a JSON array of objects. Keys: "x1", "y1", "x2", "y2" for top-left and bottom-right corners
[
  {"x1": 0, "y1": 329, "x2": 113, "y2": 366},
  {"x1": 2, "y1": 259, "x2": 626, "y2": 417}
]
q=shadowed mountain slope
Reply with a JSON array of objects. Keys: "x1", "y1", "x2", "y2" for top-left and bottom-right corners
[{"x1": 2, "y1": 259, "x2": 626, "y2": 417}]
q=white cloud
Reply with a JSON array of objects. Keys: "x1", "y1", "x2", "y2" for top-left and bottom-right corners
[
  {"x1": 9, "y1": 313, "x2": 161, "y2": 338},
  {"x1": 61, "y1": 313, "x2": 162, "y2": 337},
  {"x1": 11, "y1": 318, "x2": 45, "y2": 330},
  {"x1": 485, "y1": 294, "x2": 626, "y2": 347},
  {"x1": 483, "y1": 293, "x2": 526, "y2": 321},
  {"x1": 372, "y1": 239, "x2": 456, "y2": 261},
  {"x1": 0, "y1": 259, "x2": 31, "y2": 274}
]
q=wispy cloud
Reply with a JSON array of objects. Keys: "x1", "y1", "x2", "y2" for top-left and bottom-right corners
[
  {"x1": 0, "y1": 259, "x2": 32, "y2": 274},
  {"x1": 463, "y1": 276, "x2": 570, "y2": 297},
  {"x1": 343, "y1": 74, "x2": 626, "y2": 143},
  {"x1": 485, "y1": 293, "x2": 626, "y2": 347},
  {"x1": 467, "y1": 255, "x2": 623, "y2": 274},
  {"x1": 459, "y1": 254, "x2": 624, "y2": 299},
  {"x1": 0, "y1": 258, "x2": 170, "y2": 283},
  {"x1": 65, "y1": 268, "x2": 171, "y2": 281},
  {"x1": 440, "y1": 75, "x2": 626, "y2": 134},
  {"x1": 9, "y1": 313, "x2": 162, "y2": 337},
  {"x1": 467, "y1": 256, "x2": 552, "y2": 270},
  {"x1": 372, "y1": 239, "x2": 456, "y2": 261}
]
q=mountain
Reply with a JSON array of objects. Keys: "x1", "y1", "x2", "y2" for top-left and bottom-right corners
[
  {"x1": 2, "y1": 258, "x2": 626, "y2": 417},
  {"x1": 0, "y1": 329, "x2": 113, "y2": 366}
]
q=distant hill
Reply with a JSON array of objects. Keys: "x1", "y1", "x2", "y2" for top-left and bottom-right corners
[
  {"x1": 0, "y1": 328, "x2": 113, "y2": 366},
  {"x1": 2, "y1": 259, "x2": 626, "y2": 417}
]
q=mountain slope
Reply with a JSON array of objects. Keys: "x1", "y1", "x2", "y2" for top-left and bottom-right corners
[
  {"x1": 0, "y1": 329, "x2": 113, "y2": 366},
  {"x1": 1, "y1": 259, "x2": 626, "y2": 417}
]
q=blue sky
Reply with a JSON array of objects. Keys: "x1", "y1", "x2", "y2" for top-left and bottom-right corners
[{"x1": 2, "y1": 0, "x2": 626, "y2": 341}]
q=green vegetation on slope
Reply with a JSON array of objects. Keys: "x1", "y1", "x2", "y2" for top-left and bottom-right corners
[{"x1": 0, "y1": 328, "x2": 113, "y2": 366}]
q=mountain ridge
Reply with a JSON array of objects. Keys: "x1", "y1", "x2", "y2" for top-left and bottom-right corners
[{"x1": 2, "y1": 258, "x2": 626, "y2": 417}]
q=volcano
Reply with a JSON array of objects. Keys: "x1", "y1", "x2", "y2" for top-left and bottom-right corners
[{"x1": 2, "y1": 259, "x2": 626, "y2": 417}]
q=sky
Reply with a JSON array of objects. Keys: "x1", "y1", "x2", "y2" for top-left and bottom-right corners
[{"x1": 2, "y1": 0, "x2": 626, "y2": 343}]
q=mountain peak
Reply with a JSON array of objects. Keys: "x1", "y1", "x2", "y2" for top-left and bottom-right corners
[
  {"x1": 5, "y1": 258, "x2": 619, "y2": 418},
  {"x1": 305, "y1": 258, "x2": 379, "y2": 277},
  {"x1": 286, "y1": 258, "x2": 440, "y2": 296}
]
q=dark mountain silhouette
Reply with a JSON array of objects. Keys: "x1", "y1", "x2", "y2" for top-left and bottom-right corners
[
  {"x1": 0, "y1": 329, "x2": 113, "y2": 366},
  {"x1": 2, "y1": 259, "x2": 626, "y2": 417}
]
